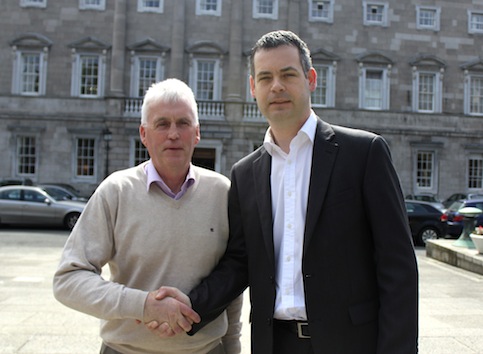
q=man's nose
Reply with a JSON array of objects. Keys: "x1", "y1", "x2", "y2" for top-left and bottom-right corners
[
  {"x1": 167, "y1": 124, "x2": 180, "y2": 139},
  {"x1": 271, "y1": 77, "x2": 285, "y2": 92}
]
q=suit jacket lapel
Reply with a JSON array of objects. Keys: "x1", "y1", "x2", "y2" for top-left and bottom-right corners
[
  {"x1": 253, "y1": 149, "x2": 275, "y2": 266},
  {"x1": 303, "y1": 119, "x2": 339, "y2": 255}
]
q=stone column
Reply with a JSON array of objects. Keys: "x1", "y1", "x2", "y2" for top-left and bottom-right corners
[
  {"x1": 109, "y1": 0, "x2": 127, "y2": 97},
  {"x1": 288, "y1": 0, "x2": 301, "y2": 35},
  {"x1": 170, "y1": 0, "x2": 186, "y2": 79},
  {"x1": 226, "y1": 0, "x2": 243, "y2": 101}
]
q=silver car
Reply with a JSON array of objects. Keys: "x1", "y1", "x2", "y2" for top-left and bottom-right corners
[{"x1": 0, "y1": 185, "x2": 86, "y2": 230}]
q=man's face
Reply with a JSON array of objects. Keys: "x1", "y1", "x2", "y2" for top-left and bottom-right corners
[
  {"x1": 250, "y1": 45, "x2": 316, "y2": 125},
  {"x1": 139, "y1": 100, "x2": 200, "y2": 174}
]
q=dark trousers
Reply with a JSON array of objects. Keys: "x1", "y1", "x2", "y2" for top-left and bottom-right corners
[
  {"x1": 273, "y1": 320, "x2": 314, "y2": 354},
  {"x1": 100, "y1": 341, "x2": 225, "y2": 354}
]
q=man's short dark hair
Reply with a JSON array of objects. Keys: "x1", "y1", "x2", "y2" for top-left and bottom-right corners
[{"x1": 249, "y1": 30, "x2": 313, "y2": 78}]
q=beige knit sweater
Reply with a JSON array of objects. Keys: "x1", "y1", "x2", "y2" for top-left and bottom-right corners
[{"x1": 53, "y1": 163, "x2": 242, "y2": 354}]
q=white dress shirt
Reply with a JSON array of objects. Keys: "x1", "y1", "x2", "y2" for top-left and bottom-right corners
[{"x1": 263, "y1": 112, "x2": 317, "y2": 320}]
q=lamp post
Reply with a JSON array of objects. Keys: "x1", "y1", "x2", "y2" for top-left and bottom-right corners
[
  {"x1": 453, "y1": 207, "x2": 482, "y2": 249},
  {"x1": 102, "y1": 128, "x2": 112, "y2": 178}
]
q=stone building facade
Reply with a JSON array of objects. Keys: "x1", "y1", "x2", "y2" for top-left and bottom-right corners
[{"x1": 1, "y1": 0, "x2": 482, "y2": 200}]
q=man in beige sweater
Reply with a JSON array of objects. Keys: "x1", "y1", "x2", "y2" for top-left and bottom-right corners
[{"x1": 53, "y1": 78, "x2": 242, "y2": 354}]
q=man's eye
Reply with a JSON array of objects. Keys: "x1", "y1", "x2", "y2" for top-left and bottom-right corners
[{"x1": 156, "y1": 122, "x2": 169, "y2": 128}]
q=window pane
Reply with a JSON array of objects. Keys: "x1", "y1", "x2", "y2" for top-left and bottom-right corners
[
  {"x1": 311, "y1": 0, "x2": 330, "y2": 18},
  {"x1": 471, "y1": 13, "x2": 483, "y2": 31},
  {"x1": 17, "y1": 136, "x2": 36, "y2": 175},
  {"x1": 312, "y1": 65, "x2": 328, "y2": 106},
  {"x1": 257, "y1": 0, "x2": 274, "y2": 14},
  {"x1": 143, "y1": 0, "x2": 160, "y2": 7},
  {"x1": 200, "y1": 0, "x2": 217, "y2": 11},
  {"x1": 419, "y1": 9, "x2": 435, "y2": 27},
  {"x1": 365, "y1": 70, "x2": 383, "y2": 108},
  {"x1": 418, "y1": 73, "x2": 435, "y2": 111},
  {"x1": 80, "y1": 55, "x2": 99, "y2": 96},
  {"x1": 366, "y1": 5, "x2": 383, "y2": 22},
  {"x1": 417, "y1": 151, "x2": 434, "y2": 188},
  {"x1": 196, "y1": 60, "x2": 215, "y2": 100},
  {"x1": 134, "y1": 139, "x2": 149, "y2": 166},
  {"x1": 468, "y1": 158, "x2": 483, "y2": 189},
  {"x1": 138, "y1": 58, "x2": 158, "y2": 97},
  {"x1": 21, "y1": 53, "x2": 40, "y2": 93},
  {"x1": 470, "y1": 76, "x2": 483, "y2": 114},
  {"x1": 76, "y1": 138, "x2": 95, "y2": 176}
]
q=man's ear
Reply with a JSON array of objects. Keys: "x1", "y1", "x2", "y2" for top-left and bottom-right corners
[
  {"x1": 139, "y1": 125, "x2": 147, "y2": 146},
  {"x1": 308, "y1": 67, "x2": 317, "y2": 92},
  {"x1": 194, "y1": 125, "x2": 201, "y2": 145},
  {"x1": 249, "y1": 75, "x2": 256, "y2": 98}
]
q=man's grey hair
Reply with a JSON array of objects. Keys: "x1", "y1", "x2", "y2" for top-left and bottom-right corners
[
  {"x1": 249, "y1": 30, "x2": 313, "y2": 78},
  {"x1": 140, "y1": 78, "x2": 199, "y2": 126}
]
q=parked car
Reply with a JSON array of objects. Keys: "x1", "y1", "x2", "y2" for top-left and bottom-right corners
[
  {"x1": 0, "y1": 178, "x2": 34, "y2": 186},
  {"x1": 405, "y1": 200, "x2": 445, "y2": 246},
  {"x1": 39, "y1": 184, "x2": 89, "y2": 202},
  {"x1": 0, "y1": 185, "x2": 86, "y2": 230},
  {"x1": 442, "y1": 192, "x2": 483, "y2": 209},
  {"x1": 405, "y1": 194, "x2": 445, "y2": 212},
  {"x1": 440, "y1": 198, "x2": 483, "y2": 238}
]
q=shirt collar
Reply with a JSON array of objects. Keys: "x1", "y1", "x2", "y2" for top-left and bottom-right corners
[
  {"x1": 144, "y1": 160, "x2": 195, "y2": 199},
  {"x1": 263, "y1": 110, "x2": 317, "y2": 156}
]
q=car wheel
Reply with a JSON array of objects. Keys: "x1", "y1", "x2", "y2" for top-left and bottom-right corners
[
  {"x1": 418, "y1": 227, "x2": 439, "y2": 246},
  {"x1": 64, "y1": 212, "x2": 80, "y2": 230}
]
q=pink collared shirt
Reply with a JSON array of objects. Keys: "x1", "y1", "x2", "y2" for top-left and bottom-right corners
[
  {"x1": 144, "y1": 160, "x2": 195, "y2": 200},
  {"x1": 264, "y1": 111, "x2": 317, "y2": 321}
]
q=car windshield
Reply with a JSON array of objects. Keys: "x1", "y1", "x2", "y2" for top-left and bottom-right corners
[
  {"x1": 448, "y1": 201, "x2": 464, "y2": 211},
  {"x1": 42, "y1": 187, "x2": 71, "y2": 201}
]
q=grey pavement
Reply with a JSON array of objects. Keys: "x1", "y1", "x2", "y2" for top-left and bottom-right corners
[{"x1": 0, "y1": 229, "x2": 482, "y2": 353}]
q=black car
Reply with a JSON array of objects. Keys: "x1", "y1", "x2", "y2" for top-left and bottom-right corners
[
  {"x1": 440, "y1": 198, "x2": 483, "y2": 237},
  {"x1": 405, "y1": 200, "x2": 445, "y2": 246}
]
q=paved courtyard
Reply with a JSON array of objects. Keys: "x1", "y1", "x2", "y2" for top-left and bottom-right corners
[{"x1": 0, "y1": 228, "x2": 482, "y2": 353}]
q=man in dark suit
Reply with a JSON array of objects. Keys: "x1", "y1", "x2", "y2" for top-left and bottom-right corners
[{"x1": 154, "y1": 30, "x2": 418, "y2": 354}]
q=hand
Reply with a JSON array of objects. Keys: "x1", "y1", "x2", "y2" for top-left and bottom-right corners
[
  {"x1": 154, "y1": 285, "x2": 190, "y2": 303},
  {"x1": 143, "y1": 288, "x2": 201, "y2": 336}
]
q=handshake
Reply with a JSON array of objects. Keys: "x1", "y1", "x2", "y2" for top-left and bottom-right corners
[{"x1": 142, "y1": 286, "x2": 202, "y2": 337}]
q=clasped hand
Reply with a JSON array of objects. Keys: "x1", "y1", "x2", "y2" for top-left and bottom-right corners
[{"x1": 142, "y1": 286, "x2": 200, "y2": 337}]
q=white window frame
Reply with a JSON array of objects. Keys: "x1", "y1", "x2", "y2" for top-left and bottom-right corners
[
  {"x1": 79, "y1": 0, "x2": 106, "y2": 11},
  {"x1": 12, "y1": 50, "x2": 48, "y2": 96},
  {"x1": 71, "y1": 53, "x2": 106, "y2": 98},
  {"x1": 196, "y1": 0, "x2": 222, "y2": 16},
  {"x1": 467, "y1": 155, "x2": 483, "y2": 190},
  {"x1": 464, "y1": 73, "x2": 483, "y2": 116},
  {"x1": 468, "y1": 10, "x2": 483, "y2": 34},
  {"x1": 189, "y1": 58, "x2": 222, "y2": 101},
  {"x1": 416, "y1": 6, "x2": 440, "y2": 31},
  {"x1": 308, "y1": 0, "x2": 334, "y2": 23},
  {"x1": 195, "y1": 140, "x2": 223, "y2": 173},
  {"x1": 412, "y1": 70, "x2": 443, "y2": 113},
  {"x1": 253, "y1": 0, "x2": 278, "y2": 20},
  {"x1": 130, "y1": 137, "x2": 150, "y2": 167},
  {"x1": 359, "y1": 66, "x2": 390, "y2": 110},
  {"x1": 20, "y1": 0, "x2": 47, "y2": 8},
  {"x1": 311, "y1": 63, "x2": 336, "y2": 108},
  {"x1": 363, "y1": 2, "x2": 388, "y2": 27},
  {"x1": 16, "y1": 135, "x2": 38, "y2": 177},
  {"x1": 73, "y1": 136, "x2": 98, "y2": 181},
  {"x1": 413, "y1": 150, "x2": 437, "y2": 194},
  {"x1": 130, "y1": 55, "x2": 164, "y2": 98},
  {"x1": 137, "y1": 0, "x2": 164, "y2": 13}
]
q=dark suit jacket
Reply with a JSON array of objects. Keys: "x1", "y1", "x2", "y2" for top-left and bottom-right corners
[{"x1": 189, "y1": 118, "x2": 418, "y2": 353}]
